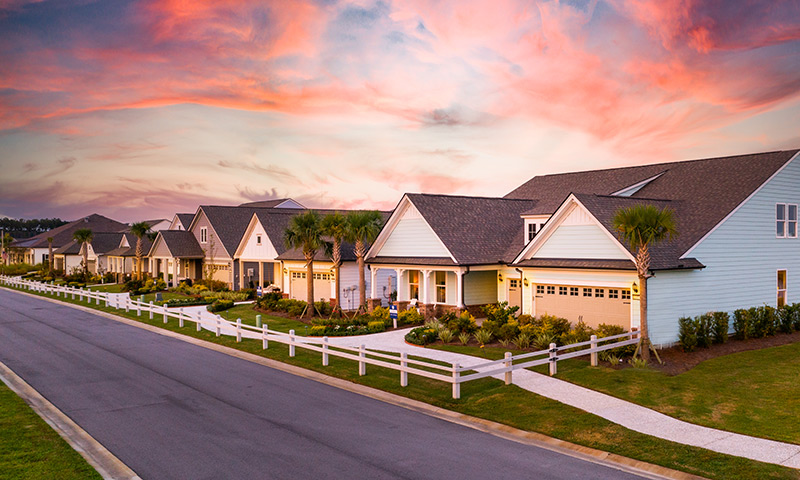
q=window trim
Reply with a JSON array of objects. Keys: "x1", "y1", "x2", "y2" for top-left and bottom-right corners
[
  {"x1": 776, "y1": 203, "x2": 798, "y2": 238},
  {"x1": 527, "y1": 223, "x2": 537, "y2": 242},
  {"x1": 409, "y1": 270, "x2": 420, "y2": 301},
  {"x1": 200, "y1": 227, "x2": 208, "y2": 244},
  {"x1": 788, "y1": 204, "x2": 798, "y2": 238},
  {"x1": 435, "y1": 271, "x2": 446, "y2": 304},
  {"x1": 778, "y1": 269, "x2": 787, "y2": 308}
]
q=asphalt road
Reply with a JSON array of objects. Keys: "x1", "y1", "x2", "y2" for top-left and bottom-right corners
[{"x1": 0, "y1": 288, "x2": 652, "y2": 480}]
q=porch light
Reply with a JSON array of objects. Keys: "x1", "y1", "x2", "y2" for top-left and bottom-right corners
[
  {"x1": 498, "y1": 273, "x2": 503, "y2": 282},
  {"x1": 283, "y1": 268, "x2": 288, "y2": 274},
  {"x1": 632, "y1": 282, "x2": 639, "y2": 294},
  {"x1": 523, "y1": 278, "x2": 529, "y2": 287}
]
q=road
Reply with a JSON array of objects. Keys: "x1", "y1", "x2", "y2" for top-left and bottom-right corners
[{"x1": 0, "y1": 288, "x2": 653, "y2": 480}]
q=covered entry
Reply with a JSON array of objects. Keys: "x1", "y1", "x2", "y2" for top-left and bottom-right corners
[{"x1": 533, "y1": 284, "x2": 631, "y2": 329}]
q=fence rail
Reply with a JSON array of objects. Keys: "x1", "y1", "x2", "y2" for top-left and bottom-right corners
[{"x1": 1, "y1": 275, "x2": 640, "y2": 399}]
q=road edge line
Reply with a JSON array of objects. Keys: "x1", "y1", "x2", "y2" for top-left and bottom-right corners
[{"x1": 3, "y1": 286, "x2": 705, "y2": 480}]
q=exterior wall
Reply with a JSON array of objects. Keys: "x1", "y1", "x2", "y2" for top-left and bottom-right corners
[
  {"x1": 239, "y1": 222, "x2": 279, "y2": 260},
  {"x1": 535, "y1": 224, "x2": 629, "y2": 259},
  {"x1": 151, "y1": 237, "x2": 173, "y2": 257},
  {"x1": 64, "y1": 255, "x2": 83, "y2": 273},
  {"x1": 192, "y1": 210, "x2": 231, "y2": 262},
  {"x1": 464, "y1": 270, "x2": 498, "y2": 306},
  {"x1": 376, "y1": 204, "x2": 451, "y2": 258},
  {"x1": 648, "y1": 154, "x2": 800, "y2": 345}
]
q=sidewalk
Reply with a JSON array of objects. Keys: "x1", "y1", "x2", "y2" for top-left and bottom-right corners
[{"x1": 177, "y1": 304, "x2": 800, "y2": 469}]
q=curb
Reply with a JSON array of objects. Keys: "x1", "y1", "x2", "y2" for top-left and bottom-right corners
[
  {"x1": 0, "y1": 360, "x2": 141, "y2": 480},
  {"x1": 3, "y1": 286, "x2": 706, "y2": 480}
]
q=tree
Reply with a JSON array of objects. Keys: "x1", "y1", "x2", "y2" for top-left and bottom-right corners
[
  {"x1": 285, "y1": 211, "x2": 329, "y2": 319},
  {"x1": 321, "y1": 212, "x2": 348, "y2": 315},
  {"x1": 612, "y1": 204, "x2": 678, "y2": 363},
  {"x1": 72, "y1": 228, "x2": 94, "y2": 277},
  {"x1": 130, "y1": 222, "x2": 150, "y2": 281},
  {"x1": 46, "y1": 236, "x2": 54, "y2": 273},
  {"x1": 346, "y1": 210, "x2": 384, "y2": 313}
]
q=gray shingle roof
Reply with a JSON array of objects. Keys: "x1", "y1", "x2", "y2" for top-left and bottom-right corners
[
  {"x1": 405, "y1": 194, "x2": 538, "y2": 265},
  {"x1": 176, "y1": 214, "x2": 195, "y2": 229},
  {"x1": 155, "y1": 230, "x2": 205, "y2": 258},
  {"x1": 107, "y1": 233, "x2": 153, "y2": 257},
  {"x1": 12, "y1": 214, "x2": 128, "y2": 249},
  {"x1": 239, "y1": 198, "x2": 292, "y2": 208},
  {"x1": 53, "y1": 232, "x2": 126, "y2": 256}
]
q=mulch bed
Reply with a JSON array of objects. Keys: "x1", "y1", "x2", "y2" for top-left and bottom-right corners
[{"x1": 651, "y1": 331, "x2": 800, "y2": 375}]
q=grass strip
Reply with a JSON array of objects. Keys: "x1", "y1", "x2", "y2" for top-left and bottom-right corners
[{"x1": 7, "y1": 284, "x2": 800, "y2": 480}]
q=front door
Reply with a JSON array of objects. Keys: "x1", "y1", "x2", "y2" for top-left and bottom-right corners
[{"x1": 508, "y1": 278, "x2": 522, "y2": 310}]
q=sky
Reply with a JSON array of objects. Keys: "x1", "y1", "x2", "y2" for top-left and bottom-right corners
[{"x1": 1, "y1": 0, "x2": 799, "y2": 223}]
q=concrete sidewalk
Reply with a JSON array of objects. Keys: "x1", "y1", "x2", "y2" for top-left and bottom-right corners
[{"x1": 178, "y1": 304, "x2": 800, "y2": 469}]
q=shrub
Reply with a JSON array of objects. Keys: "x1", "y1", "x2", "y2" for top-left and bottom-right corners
[
  {"x1": 695, "y1": 313, "x2": 712, "y2": 349},
  {"x1": 513, "y1": 332, "x2": 532, "y2": 350},
  {"x1": 733, "y1": 308, "x2": 751, "y2": 340},
  {"x1": 314, "y1": 301, "x2": 332, "y2": 317},
  {"x1": 285, "y1": 300, "x2": 307, "y2": 317},
  {"x1": 482, "y1": 301, "x2": 520, "y2": 324},
  {"x1": 533, "y1": 332, "x2": 558, "y2": 351},
  {"x1": 629, "y1": 357, "x2": 648, "y2": 368},
  {"x1": 164, "y1": 297, "x2": 211, "y2": 307},
  {"x1": 405, "y1": 326, "x2": 438, "y2": 345},
  {"x1": 594, "y1": 323, "x2": 636, "y2": 357},
  {"x1": 458, "y1": 332, "x2": 471, "y2": 345},
  {"x1": 516, "y1": 314, "x2": 534, "y2": 326},
  {"x1": 559, "y1": 320, "x2": 592, "y2": 346},
  {"x1": 438, "y1": 328, "x2": 455, "y2": 344},
  {"x1": 207, "y1": 299, "x2": 234, "y2": 312},
  {"x1": 309, "y1": 325, "x2": 327, "y2": 336},
  {"x1": 256, "y1": 292, "x2": 283, "y2": 310},
  {"x1": 678, "y1": 316, "x2": 697, "y2": 352},
  {"x1": 398, "y1": 308, "x2": 424, "y2": 326},
  {"x1": 497, "y1": 321, "x2": 520, "y2": 341},
  {"x1": 122, "y1": 278, "x2": 144, "y2": 293},
  {"x1": 371, "y1": 306, "x2": 391, "y2": 325},
  {"x1": 792, "y1": 303, "x2": 800, "y2": 331},
  {"x1": 194, "y1": 278, "x2": 229, "y2": 292},
  {"x1": 439, "y1": 310, "x2": 478, "y2": 335},
  {"x1": 473, "y1": 328, "x2": 493, "y2": 346},
  {"x1": 367, "y1": 321, "x2": 385, "y2": 333},
  {"x1": 711, "y1": 311, "x2": 729, "y2": 344},
  {"x1": 751, "y1": 306, "x2": 776, "y2": 338},
  {"x1": 239, "y1": 288, "x2": 256, "y2": 301}
]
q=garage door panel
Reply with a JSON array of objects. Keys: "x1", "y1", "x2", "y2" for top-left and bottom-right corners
[
  {"x1": 534, "y1": 285, "x2": 630, "y2": 329},
  {"x1": 290, "y1": 271, "x2": 332, "y2": 302}
]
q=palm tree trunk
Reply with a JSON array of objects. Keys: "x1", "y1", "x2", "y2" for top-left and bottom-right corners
[
  {"x1": 334, "y1": 264, "x2": 341, "y2": 315},
  {"x1": 306, "y1": 255, "x2": 314, "y2": 319},
  {"x1": 357, "y1": 251, "x2": 366, "y2": 314},
  {"x1": 639, "y1": 272, "x2": 650, "y2": 362}
]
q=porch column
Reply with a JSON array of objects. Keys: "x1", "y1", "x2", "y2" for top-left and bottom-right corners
[
  {"x1": 172, "y1": 259, "x2": 178, "y2": 286},
  {"x1": 258, "y1": 262, "x2": 264, "y2": 287},
  {"x1": 239, "y1": 258, "x2": 244, "y2": 290},
  {"x1": 456, "y1": 269, "x2": 464, "y2": 308},
  {"x1": 421, "y1": 270, "x2": 430, "y2": 304},
  {"x1": 370, "y1": 267, "x2": 377, "y2": 299},
  {"x1": 395, "y1": 268, "x2": 404, "y2": 301},
  {"x1": 162, "y1": 259, "x2": 168, "y2": 284}
]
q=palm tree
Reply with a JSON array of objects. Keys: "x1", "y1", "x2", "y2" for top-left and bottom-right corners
[
  {"x1": 72, "y1": 228, "x2": 94, "y2": 277},
  {"x1": 346, "y1": 210, "x2": 384, "y2": 313},
  {"x1": 130, "y1": 222, "x2": 150, "y2": 280},
  {"x1": 285, "y1": 211, "x2": 329, "y2": 319},
  {"x1": 321, "y1": 212, "x2": 348, "y2": 315},
  {"x1": 46, "y1": 236, "x2": 54, "y2": 274},
  {"x1": 612, "y1": 204, "x2": 678, "y2": 363}
]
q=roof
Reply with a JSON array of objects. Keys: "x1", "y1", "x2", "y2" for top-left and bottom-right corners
[
  {"x1": 11, "y1": 214, "x2": 128, "y2": 249},
  {"x1": 155, "y1": 231, "x2": 205, "y2": 258},
  {"x1": 106, "y1": 233, "x2": 154, "y2": 258},
  {"x1": 404, "y1": 194, "x2": 538, "y2": 265},
  {"x1": 239, "y1": 198, "x2": 291, "y2": 208},
  {"x1": 368, "y1": 256, "x2": 458, "y2": 266},
  {"x1": 176, "y1": 214, "x2": 195, "y2": 229},
  {"x1": 53, "y1": 232, "x2": 126, "y2": 256}
]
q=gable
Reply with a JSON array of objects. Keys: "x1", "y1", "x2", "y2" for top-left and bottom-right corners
[
  {"x1": 236, "y1": 216, "x2": 280, "y2": 260},
  {"x1": 191, "y1": 209, "x2": 230, "y2": 260},
  {"x1": 150, "y1": 235, "x2": 173, "y2": 257},
  {"x1": 275, "y1": 199, "x2": 304, "y2": 209},
  {"x1": 373, "y1": 202, "x2": 451, "y2": 258}
]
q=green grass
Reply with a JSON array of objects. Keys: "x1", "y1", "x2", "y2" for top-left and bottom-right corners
[
  {"x1": 89, "y1": 284, "x2": 123, "y2": 293},
  {"x1": 6, "y1": 283, "x2": 800, "y2": 480},
  {"x1": 214, "y1": 304, "x2": 309, "y2": 334},
  {"x1": 0, "y1": 384, "x2": 102, "y2": 480}
]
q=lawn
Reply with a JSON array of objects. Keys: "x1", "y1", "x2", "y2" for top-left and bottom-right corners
[
  {"x1": 433, "y1": 341, "x2": 800, "y2": 445},
  {"x1": 5, "y1": 283, "x2": 800, "y2": 480},
  {"x1": 0, "y1": 384, "x2": 101, "y2": 480},
  {"x1": 213, "y1": 304, "x2": 310, "y2": 334}
]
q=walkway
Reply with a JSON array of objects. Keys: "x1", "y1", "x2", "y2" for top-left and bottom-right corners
[{"x1": 176, "y1": 304, "x2": 800, "y2": 469}]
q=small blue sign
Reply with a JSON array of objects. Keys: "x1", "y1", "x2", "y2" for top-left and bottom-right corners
[
  {"x1": 389, "y1": 304, "x2": 398, "y2": 320},
  {"x1": 256, "y1": 286, "x2": 263, "y2": 297}
]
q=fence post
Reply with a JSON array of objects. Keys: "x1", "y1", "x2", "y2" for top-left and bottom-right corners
[
  {"x1": 71, "y1": 288, "x2": 75, "y2": 300},
  {"x1": 163, "y1": 305, "x2": 168, "y2": 323},
  {"x1": 136, "y1": 299, "x2": 141, "y2": 317},
  {"x1": 504, "y1": 352, "x2": 513, "y2": 385},
  {"x1": 358, "y1": 344, "x2": 366, "y2": 376},
  {"x1": 179, "y1": 308, "x2": 185, "y2": 328},
  {"x1": 196, "y1": 312, "x2": 202, "y2": 332},
  {"x1": 289, "y1": 330, "x2": 296, "y2": 357},
  {"x1": 215, "y1": 316, "x2": 221, "y2": 337},
  {"x1": 236, "y1": 318, "x2": 242, "y2": 342},
  {"x1": 262, "y1": 324, "x2": 268, "y2": 349},
  {"x1": 549, "y1": 342, "x2": 558, "y2": 376},
  {"x1": 125, "y1": 297, "x2": 130, "y2": 313},
  {"x1": 590, "y1": 335, "x2": 598, "y2": 367},
  {"x1": 104, "y1": 293, "x2": 108, "y2": 307},
  {"x1": 149, "y1": 301, "x2": 154, "y2": 320},
  {"x1": 400, "y1": 352, "x2": 408, "y2": 387},
  {"x1": 96, "y1": 291, "x2": 100, "y2": 305},
  {"x1": 322, "y1": 336, "x2": 329, "y2": 366},
  {"x1": 452, "y1": 363, "x2": 461, "y2": 399}
]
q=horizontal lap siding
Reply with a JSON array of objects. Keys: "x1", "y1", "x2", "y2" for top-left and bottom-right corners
[
  {"x1": 648, "y1": 155, "x2": 800, "y2": 345},
  {"x1": 535, "y1": 225, "x2": 629, "y2": 259},
  {"x1": 377, "y1": 217, "x2": 450, "y2": 257},
  {"x1": 464, "y1": 270, "x2": 497, "y2": 306}
]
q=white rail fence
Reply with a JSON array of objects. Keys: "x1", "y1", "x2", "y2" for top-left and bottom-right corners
[{"x1": 2, "y1": 275, "x2": 640, "y2": 399}]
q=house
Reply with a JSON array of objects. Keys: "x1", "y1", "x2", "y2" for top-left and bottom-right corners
[
  {"x1": 8, "y1": 214, "x2": 128, "y2": 267},
  {"x1": 148, "y1": 230, "x2": 205, "y2": 285},
  {"x1": 234, "y1": 209, "x2": 393, "y2": 308},
  {"x1": 368, "y1": 149, "x2": 800, "y2": 346},
  {"x1": 239, "y1": 198, "x2": 305, "y2": 209},
  {"x1": 168, "y1": 213, "x2": 196, "y2": 231},
  {"x1": 53, "y1": 232, "x2": 127, "y2": 275},
  {"x1": 143, "y1": 219, "x2": 171, "y2": 232},
  {"x1": 106, "y1": 233, "x2": 154, "y2": 281}
]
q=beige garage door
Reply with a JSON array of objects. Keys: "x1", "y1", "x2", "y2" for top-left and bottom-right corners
[
  {"x1": 534, "y1": 284, "x2": 630, "y2": 329},
  {"x1": 290, "y1": 271, "x2": 333, "y2": 302}
]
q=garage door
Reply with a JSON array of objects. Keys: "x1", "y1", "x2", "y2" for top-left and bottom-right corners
[
  {"x1": 533, "y1": 284, "x2": 630, "y2": 329},
  {"x1": 290, "y1": 271, "x2": 333, "y2": 302}
]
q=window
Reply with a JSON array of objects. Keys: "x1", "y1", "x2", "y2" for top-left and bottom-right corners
[
  {"x1": 527, "y1": 223, "x2": 537, "y2": 242},
  {"x1": 583, "y1": 287, "x2": 592, "y2": 297},
  {"x1": 789, "y1": 205, "x2": 798, "y2": 238},
  {"x1": 509, "y1": 279, "x2": 519, "y2": 288},
  {"x1": 778, "y1": 270, "x2": 787, "y2": 308},
  {"x1": 536, "y1": 285, "x2": 545, "y2": 295},
  {"x1": 595, "y1": 288, "x2": 604, "y2": 298},
  {"x1": 570, "y1": 287, "x2": 579, "y2": 296},
  {"x1": 608, "y1": 289, "x2": 619, "y2": 299},
  {"x1": 256, "y1": 235, "x2": 262, "y2": 245},
  {"x1": 622, "y1": 289, "x2": 631, "y2": 300},
  {"x1": 777, "y1": 204, "x2": 797, "y2": 237},
  {"x1": 200, "y1": 227, "x2": 208, "y2": 243},
  {"x1": 291, "y1": 271, "x2": 306, "y2": 279},
  {"x1": 436, "y1": 271, "x2": 447, "y2": 303},
  {"x1": 313, "y1": 273, "x2": 331, "y2": 280},
  {"x1": 547, "y1": 285, "x2": 555, "y2": 295},
  {"x1": 559, "y1": 286, "x2": 567, "y2": 295},
  {"x1": 409, "y1": 270, "x2": 420, "y2": 300}
]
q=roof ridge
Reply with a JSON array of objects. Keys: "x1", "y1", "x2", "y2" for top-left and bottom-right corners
[{"x1": 409, "y1": 192, "x2": 536, "y2": 202}]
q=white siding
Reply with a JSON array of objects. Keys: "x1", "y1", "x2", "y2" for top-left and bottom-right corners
[
  {"x1": 534, "y1": 224, "x2": 630, "y2": 259},
  {"x1": 648, "y1": 154, "x2": 800, "y2": 345},
  {"x1": 239, "y1": 222, "x2": 279, "y2": 260},
  {"x1": 375, "y1": 204, "x2": 450, "y2": 258},
  {"x1": 337, "y1": 264, "x2": 393, "y2": 309},
  {"x1": 464, "y1": 270, "x2": 498, "y2": 306}
]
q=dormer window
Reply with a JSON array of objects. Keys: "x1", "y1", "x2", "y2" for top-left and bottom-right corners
[
  {"x1": 527, "y1": 223, "x2": 537, "y2": 242},
  {"x1": 200, "y1": 227, "x2": 208, "y2": 243}
]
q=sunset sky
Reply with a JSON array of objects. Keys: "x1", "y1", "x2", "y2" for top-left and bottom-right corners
[{"x1": 1, "y1": 0, "x2": 799, "y2": 222}]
